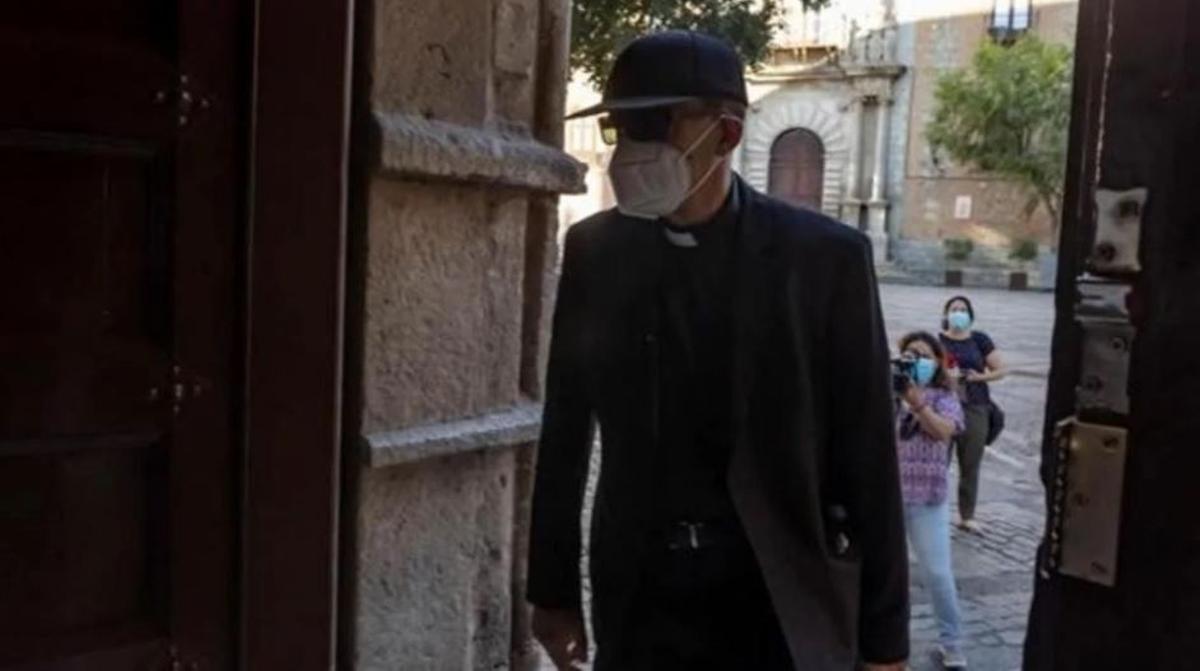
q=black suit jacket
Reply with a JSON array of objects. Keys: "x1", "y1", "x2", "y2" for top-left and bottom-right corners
[{"x1": 527, "y1": 177, "x2": 909, "y2": 668}]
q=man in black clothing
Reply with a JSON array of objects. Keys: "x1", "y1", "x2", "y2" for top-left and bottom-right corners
[
  {"x1": 528, "y1": 31, "x2": 909, "y2": 671},
  {"x1": 618, "y1": 185, "x2": 794, "y2": 670}
]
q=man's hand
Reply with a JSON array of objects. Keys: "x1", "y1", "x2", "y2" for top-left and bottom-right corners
[
  {"x1": 863, "y1": 662, "x2": 907, "y2": 670},
  {"x1": 531, "y1": 606, "x2": 588, "y2": 670}
]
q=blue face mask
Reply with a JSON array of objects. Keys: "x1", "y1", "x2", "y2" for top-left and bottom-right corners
[
  {"x1": 914, "y1": 357, "x2": 938, "y2": 387},
  {"x1": 947, "y1": 310, "x2": 972, "y2": 331}
]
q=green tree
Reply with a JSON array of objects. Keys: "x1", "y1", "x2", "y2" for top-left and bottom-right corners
[
  {"x1": 927, "y1": 36, "x2": 1073, "y2": 235},
  {"x1": 571, "y1": 0, "x2": 829, "y2": 90}
]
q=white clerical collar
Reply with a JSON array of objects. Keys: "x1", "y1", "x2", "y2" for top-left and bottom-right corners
[{"x1": 662, "y1": 227, "x2": 699, "y2": 247}]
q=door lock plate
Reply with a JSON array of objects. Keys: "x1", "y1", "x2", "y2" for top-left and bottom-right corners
[
  {"x1": 1051, "y1": 419, "x2": 1128, "y2": 587},
  {"x1": 1077, "y1": 318, "x2": 1135, "y2": 415}
]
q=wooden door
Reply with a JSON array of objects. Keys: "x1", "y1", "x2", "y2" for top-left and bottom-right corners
[
  {"x1": 768, "y1": 128, "x2": 825, "y2": 209},
  {"x1": 1024, "y1": 0, "x2": 1200, "y2": 667},
  {"x1": 0, "y1": 2, "x2": 241, "y2": 669}
]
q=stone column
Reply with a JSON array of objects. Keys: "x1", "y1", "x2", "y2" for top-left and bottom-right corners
[
  {"x1": 842, "y1": 95, "x2": 865, "y2": 226},
  {"x1": 345, "y1": 0, "x2": 587, "y2": 668},
  {"x1": 867, "y1": 95, "x2": 893, "y2": 264}
]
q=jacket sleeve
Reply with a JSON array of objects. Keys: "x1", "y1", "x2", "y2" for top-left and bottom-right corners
[
  {"x1": 829, "y1": 235, "x2": 910, "y2": 664},
  {"x1": 525, "y1": 226, "x2": 595, "y2": 610}
]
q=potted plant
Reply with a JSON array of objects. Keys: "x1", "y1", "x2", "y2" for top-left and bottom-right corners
[
  {"x1": 943, "y1": 238, "x2": 974, "y2": 287},
  {"x1": 1008, "y1": 238, "x2": 1039, "y2": 290}
]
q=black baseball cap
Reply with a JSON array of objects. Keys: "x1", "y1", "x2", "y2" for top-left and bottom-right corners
[{"x1": 566, "y1": 30, "x2": 748, "y2": 119}]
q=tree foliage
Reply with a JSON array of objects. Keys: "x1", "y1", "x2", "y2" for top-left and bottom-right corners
[
  {"x1": 927, "y1": 36, "x2": 1073, "y2": 232},
  {"x1": 571, "y1": 0, "x2": 829, "y2": 90}
]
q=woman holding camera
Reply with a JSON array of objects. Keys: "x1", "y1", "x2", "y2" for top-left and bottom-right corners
[
  {"x1": 896, "y1": 331, "x2": 968, "y2": 669},
  {"x1": 939, "y1": 295, "x2": 1007, "y2": 532}
]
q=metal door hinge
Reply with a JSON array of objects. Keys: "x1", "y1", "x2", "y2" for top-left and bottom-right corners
[{"x1": 1076, "y1": 318, "x2": 1135, "y2": 415}]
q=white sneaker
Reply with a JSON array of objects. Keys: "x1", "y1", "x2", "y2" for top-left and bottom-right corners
[{"x1": 937, "y1": 644, "x2": 969, "y2": 668}]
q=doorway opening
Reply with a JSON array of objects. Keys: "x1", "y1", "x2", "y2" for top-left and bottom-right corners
[
  {"x1": 768, "y1": 127, "x2": 826, "y2": 210},
  {"x1": 552, "y1": 0, "x2": 1198, "y2": 667}
]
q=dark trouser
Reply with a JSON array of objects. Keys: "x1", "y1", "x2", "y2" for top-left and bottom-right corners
[
  {"x1": 595, "y1": 528, "x2": 793, "y2": 671},
  {"x1": 955, "y1": 404, "x2": 990, "y2": 520}
]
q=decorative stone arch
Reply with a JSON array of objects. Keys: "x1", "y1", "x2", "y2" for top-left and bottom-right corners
[{"x1": 742, "y1": 100, "x2": 850, "y2": 219}]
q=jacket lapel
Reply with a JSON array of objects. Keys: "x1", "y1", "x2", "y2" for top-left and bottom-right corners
[
  {"x1": 731, "y1": 177, "x2": 775, "y2": 431},
  {"x1": 620, "y1": 213, "x2": 663, "y2": 479}
]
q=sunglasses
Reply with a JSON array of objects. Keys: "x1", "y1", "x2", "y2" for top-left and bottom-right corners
[{"x1": 598, "y1": 107, "x2": 673, "y2": 146}]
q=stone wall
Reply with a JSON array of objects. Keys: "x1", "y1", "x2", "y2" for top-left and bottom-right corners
[{"x1": 343, "y1": 0, "x2": 584, "y2": 668}]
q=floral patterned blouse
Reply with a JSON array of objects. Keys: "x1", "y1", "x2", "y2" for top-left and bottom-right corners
[{"x1": 895, "y1": 387, "x2": 965, "y2": 506}]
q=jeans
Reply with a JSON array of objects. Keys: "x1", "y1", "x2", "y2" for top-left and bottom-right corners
[
  {"x1": 955, "y1": 404, "x2": 990, "y2": 520},
  {"x1": 905, "y1": 500, "x2": 964, "y2": 651}
]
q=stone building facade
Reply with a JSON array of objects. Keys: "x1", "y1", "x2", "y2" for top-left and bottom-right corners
[
  {"x1": 562, "y1": 0, "x2": 1078, "y2": 288},
  {"x1": 341, "y1": 0, "x2": 584, "y2": 668},
  {"x1": 890, "y1": 0, "x2": 1078, "y2": 287}
]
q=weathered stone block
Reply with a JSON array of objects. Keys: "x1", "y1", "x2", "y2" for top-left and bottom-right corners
[
  {"x1": 492, "y1": 0, "x2": 539, "y2": 128},
  {"x1": 365, "y1": 402, "x2": 541, "y2": 468},
  {"x1": 370, "y1": 112, "x2": 586, "y2": 195},
  {"x1": 355, "y1": 448, "x2": 517, "y2": 670},
  {"x1": 363, "y1": 180, "x2": 526, "y2": 433},
  {"x1": 494, "y1": 0, "x2": 538, "y2": 76},
  {"x1": 371, "y1": 0, "x2": 490, "y2": 125}
]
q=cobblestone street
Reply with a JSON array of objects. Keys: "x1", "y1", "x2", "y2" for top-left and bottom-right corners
[{"x1": 880, "y1": 284, "x2": 1053, "y2": 671}]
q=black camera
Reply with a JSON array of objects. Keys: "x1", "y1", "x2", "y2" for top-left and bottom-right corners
[{"x1": 891, "y1": 355, "x2": 918, "y2": 393}]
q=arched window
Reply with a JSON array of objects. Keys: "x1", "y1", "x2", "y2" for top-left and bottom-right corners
[{"x1": 768, "y1": 128, "x2": 825, "y2": 210}]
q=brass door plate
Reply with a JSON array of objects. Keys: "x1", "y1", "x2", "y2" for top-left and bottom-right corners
[{"x1": 1056, "y1": 419, "x2": 1128, "y2": 587}]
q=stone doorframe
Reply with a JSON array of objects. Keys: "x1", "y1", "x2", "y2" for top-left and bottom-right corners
[{"x1": 741, "y1": 97, "x2": 850, "y2": 220}]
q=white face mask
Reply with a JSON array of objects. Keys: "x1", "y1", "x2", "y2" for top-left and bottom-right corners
[{"x1": 607, "y1": 117, "x2": 727, "y2": 220}]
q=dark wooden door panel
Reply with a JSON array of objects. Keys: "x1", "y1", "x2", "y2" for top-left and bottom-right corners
[
  {"x1": 5, "y1": 2, "x2": 173, "y2": 46},
  {"x1": 0, "y1": 4, "x2": 178, "y2": 139},
  {"x1": 0, "y1": 138, "x2": 169, "y2": 438},
  {"x1": 7, "y1": 643, "x2": 163, "y2": 671},
  {"x1": 0, "y1": 1, "x2": 240, "y2": 669},
  {"x1": 1024, "y1": 0, "x2": 1200, "y2": 667},
  {"x1": 0, "y1": 444, "x2": 167, "y2": 666}
]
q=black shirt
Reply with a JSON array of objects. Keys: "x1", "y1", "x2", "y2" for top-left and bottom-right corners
[
  {"x1": 652, "y1": 187, "x2": 741, "y2": 526},
  {"x1": 939, "y1": 331, "x2": 996, "y2": 406}
]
